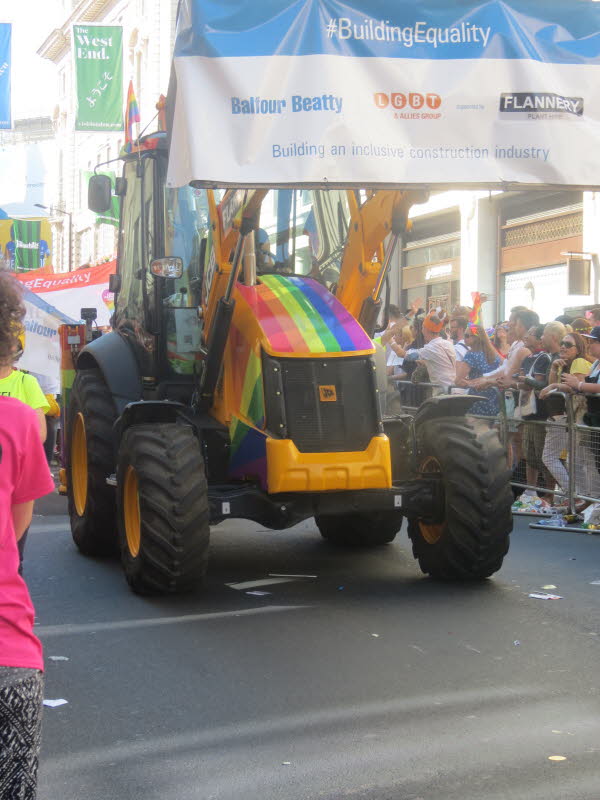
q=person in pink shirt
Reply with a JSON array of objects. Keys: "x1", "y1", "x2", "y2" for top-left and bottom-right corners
[{"x1": 0, "y1": 272, "x2": 54, "y2": 798}]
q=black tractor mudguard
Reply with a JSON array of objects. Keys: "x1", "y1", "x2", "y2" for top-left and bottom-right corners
[
  {"x1": 76, "y1": 331, "x2": 143, "y2": 415},
  {"x1": 413, "y1": 394, "x2": 486, "y2": 427}
]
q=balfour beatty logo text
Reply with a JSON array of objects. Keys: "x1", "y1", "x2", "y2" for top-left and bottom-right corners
[
  {"x1": 231, "y1": 95, "x2": 343, "y2": 114},
  {"x1": 23, "y1": 320, "x2": 58, "y2": 339},
  {"x1": 499, "y1": 93, "x2": 583, "y2": 116}
]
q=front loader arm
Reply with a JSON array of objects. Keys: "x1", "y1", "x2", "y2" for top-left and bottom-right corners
[
  {"x1": 202, "y1": 188, "x2": 268, "y2": 335},
  {"x1": 335, "y1": 190, "x2": 428, "y2": 325}
]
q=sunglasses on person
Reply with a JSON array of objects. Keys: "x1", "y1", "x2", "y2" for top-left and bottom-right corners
[{"x1": 559, "y1": 340, "x2": 576, "y2": 348}]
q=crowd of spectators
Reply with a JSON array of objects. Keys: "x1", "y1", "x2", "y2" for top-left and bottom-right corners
[{"x1": 378, "y1": 299, "x2": 600, "y2": 513}]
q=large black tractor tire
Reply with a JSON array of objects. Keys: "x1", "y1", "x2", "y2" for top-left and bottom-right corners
[
  {"x1": 407, "y1": 416, "x2": 512, "y2": 580},
  {"x1": 67, "y1": 368, "x2": 118, "y2": 556},
  {"x1": 316, "y1": 511, "x2": 403, "y2": 547},
  {"x1": 116, "y1": 423, "x2": 210, "y2": 595}
]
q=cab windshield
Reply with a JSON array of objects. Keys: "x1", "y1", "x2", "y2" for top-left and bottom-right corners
[
  {"x1": 163, "y1": 185, "x2": 214, "y2": 307},
  {"x1": 255, "y1": 189, "x2": 350, "y2": 285},
  {"x1": 161, "y1": 185, "x2": 220, "y2": 374}
]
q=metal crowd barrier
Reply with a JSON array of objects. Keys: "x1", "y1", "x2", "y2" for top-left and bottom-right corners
[{"x1": 491, "y1": 389, "x2": 600, "y2": 518}]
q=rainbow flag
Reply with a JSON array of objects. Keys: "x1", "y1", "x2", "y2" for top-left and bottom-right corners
[
  {"x1": 469, "y1": 291, "x2": 482, "y2": 326},
  {"x1": 122, "y1": 80, "x2": 140, "y2": 154},
  {"x1": 157, "y1": 94, "x2": 167, "y2": 131}
]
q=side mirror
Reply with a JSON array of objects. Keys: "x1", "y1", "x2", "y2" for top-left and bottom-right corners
[
  {"x1": 151, "y1": 257, "x2": 183, "y2": 279},
  {"x1": 88, "y1": 174, "x2": 112, "y2": 214},
  {"x1": 115, "y1": 177, "x2": 127, "y2": 196}
]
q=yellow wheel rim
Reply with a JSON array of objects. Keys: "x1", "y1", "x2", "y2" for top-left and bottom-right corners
[
  {"x1": 71, "y1": 412, "x2": 88, "y2": 517},
  {"x1": 123, "y1": 465, "x2": 141, "y2": 558},
  {"x1": 418, "y1": 455, "x2": 444, "y2": 545}
]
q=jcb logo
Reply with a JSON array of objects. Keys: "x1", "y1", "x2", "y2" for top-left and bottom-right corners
[
  {"x1": 318, "y1": 385, "x2": 337, "y2": 402},
  {"x1": 374, "y1": 92, "x2": 441, "y2": 110}
]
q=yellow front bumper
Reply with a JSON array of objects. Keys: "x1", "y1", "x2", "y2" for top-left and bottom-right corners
[{"x1": 266, "y1": 435, "x2": 392, "y2": 493}]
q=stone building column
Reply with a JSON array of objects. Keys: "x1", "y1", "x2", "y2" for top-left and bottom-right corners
[
  {"x1": 459, "y1": 191, "x2": 500, "y2": 324},
  {"x1": 583, "y1": 191, "x2": 600, "y2": 305}
]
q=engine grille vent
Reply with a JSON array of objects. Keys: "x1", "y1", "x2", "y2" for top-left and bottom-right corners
[{"x1": 266, "y1": 356, "x2": 379, "y2": 453}]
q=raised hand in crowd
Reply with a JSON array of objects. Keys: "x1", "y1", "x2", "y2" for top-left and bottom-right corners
[{"x1": 409, "y1": 296, "x2": 424, "y2": 316}]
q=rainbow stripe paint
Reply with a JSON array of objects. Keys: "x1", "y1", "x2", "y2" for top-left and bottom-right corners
[
  {"x1": 227, "y1": 324, "x2": 267, "y2": 485},
  {"x1": 237, "y1": 274, "x2": 373, "y2": 355}
]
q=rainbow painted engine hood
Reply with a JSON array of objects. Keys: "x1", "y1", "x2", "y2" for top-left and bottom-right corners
[
  {"x1": 214, "y1": 274, "x2": 377, "y2": 489},
  {"x1": 236, "y1": 274, "x2": 374, "y2": 357}
]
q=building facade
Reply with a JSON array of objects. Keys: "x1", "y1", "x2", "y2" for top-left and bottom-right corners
[
  {"x1": 404, "y1": 188, "x2": 599, "y2": 323},
  {"x1": 38, "y1": 0, "x2": 177, "y2": 271}
]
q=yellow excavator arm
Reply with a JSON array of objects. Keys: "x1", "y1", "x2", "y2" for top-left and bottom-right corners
[{"x1": 335, "y1": 189, "x2": 429, "y2": 326}]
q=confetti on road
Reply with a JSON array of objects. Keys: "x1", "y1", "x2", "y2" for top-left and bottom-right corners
[
  {"x1": 371, "y1": 633, "x2": 380, "y2": 638},
  {"x1": 529, "y1": 592, "x2": 563, "y2": 600},
  {"x1": 542, "y1": 585, "x2": 557, "y2": 590},
  {"x1": 282, "y1": 761, "x2": 291, "y2": 766},
  {"x1": 48, "y1": 656, "x2": 69, "y2": 661},
  {"x1": 513, "y1": 640, "x2": 521, "y2": 646},
  {"x1": 548, "y1": 755, "x2": 567, "y2": 762},
  {"x1": 465, "y1": 644, "x2": 482, "y2": 653},
  {"x1": 43, "y1": 699, "x2": 68, "y2": 708}
]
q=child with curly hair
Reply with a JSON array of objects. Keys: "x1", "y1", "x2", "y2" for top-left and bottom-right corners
[{"x1": 0, "y1": 271, "x2": 54, "y2": 798}]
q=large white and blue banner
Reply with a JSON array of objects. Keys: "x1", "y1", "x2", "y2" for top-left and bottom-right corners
[
  {"x1": 0, "y1": 23, "x2": 11, "y2": 130},
  {"x1": 167, "y1": 0, "x2": 600, "y2": 189}
]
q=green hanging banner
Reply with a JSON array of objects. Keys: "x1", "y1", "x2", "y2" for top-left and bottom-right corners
[
  {"x1": 12, "y1": 220, "x2": 41, "y2": 271},
  {"x1": 73, "y1": 25, "x2": 123, "y2": 132}
]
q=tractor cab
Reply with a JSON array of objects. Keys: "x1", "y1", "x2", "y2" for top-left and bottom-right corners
[{"x1": 90, "y1": 148, "x2": 356, "y2": 398}]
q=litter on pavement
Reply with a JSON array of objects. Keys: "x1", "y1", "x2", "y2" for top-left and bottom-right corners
[
  {"x1": 548, "y1": 755, "x2": 567, "y2": 761},
  {"x1": 48, "y1": 656, "x2": 69, "y2": 661},
  {"x1": 542, "y1": 585, "x2": 557, "y2": 590},
  {"x1": 528, "y1": 592, "x2": 563, "y2": 600},
  {"x1": 245, "y1": 590, "x2": 271, "y2": 596},
  {"x1": 43, "y1": 699, "x2": 68, "y2": 708}
]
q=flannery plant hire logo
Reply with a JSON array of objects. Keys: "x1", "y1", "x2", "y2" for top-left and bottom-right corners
[{"x1": 499, "y1": 93, "x2": 583, "y2": 117}]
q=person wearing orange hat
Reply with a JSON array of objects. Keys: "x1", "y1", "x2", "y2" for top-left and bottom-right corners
[{"x1": 395, "y1": 309, "x2": 456, "y2": 390}]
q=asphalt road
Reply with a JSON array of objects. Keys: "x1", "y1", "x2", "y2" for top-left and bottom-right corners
[{"x1": 27, "y1": 495, "x2": 600, "y2": 800}]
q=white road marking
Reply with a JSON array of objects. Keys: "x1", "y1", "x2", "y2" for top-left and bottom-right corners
[
  {"x1": 28, "y1": 522, "x2": 70, "y2": 534},
  {"x1": 226, "y1": 577, "x2": 300, "y2": 590},
  {"x1": 268, "y1": 573, "x2": 317, "y2": 579},
  {"x1": 36, "y1": 605, "x2": 311, "y2": 637}
]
